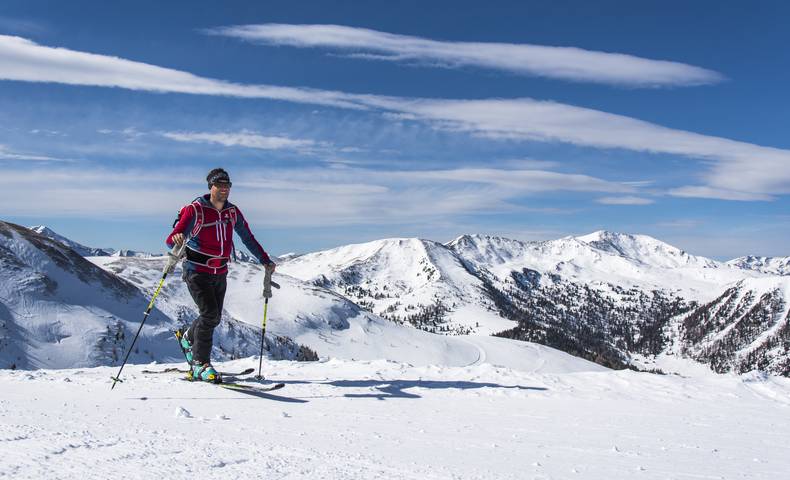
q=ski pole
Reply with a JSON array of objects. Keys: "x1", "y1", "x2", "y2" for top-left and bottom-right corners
[
  {"x1": 110, "y1": 243, "x2": 186, "y2": 389},
  {"x1": 256, "y1": 266, "x2": 280, "y2": 380}
]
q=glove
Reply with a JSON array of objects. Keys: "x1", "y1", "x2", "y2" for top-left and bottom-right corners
[{"x1": 164, "y1": 243, "x2": 186, "y2": 274}]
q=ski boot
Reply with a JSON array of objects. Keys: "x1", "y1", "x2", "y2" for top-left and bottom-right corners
[
  {"x1": 188, "y1": 362, "x2": 222, "y2": 383},
  {"x1": 175, "y1": 328, "x2": 193, "y2": 364}
]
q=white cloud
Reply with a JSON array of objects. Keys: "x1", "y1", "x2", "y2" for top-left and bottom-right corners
[
  {"x1": 2, "y1": 34, "x2": 788, "y2": 199},
  {"x1": 0, "y1": 145, "x2": 69, "y2": 162},
  {"x1": 2, "y1": 164, "x2": 636, "y2": 226},
  {"x1": 29, "y1": 128, "x2": 66, "y2": 136},
  {"x1": 667, "y1": 186, "x2": 774, "y2": 201},
  {"x1": 0, "y1": 34, "x2": 371, "y2": 109},
  {"x1": 206, "y1": 24, "x2": 724, "y2": 87},
  {"x1": 499, "y1": 158, "x2": 560, "y2": 169},
  {"x1": 396, "y1": 168, "x2": 633, "y2": 194},
  {"x1": 161, "y1": 130, "x2": 318, "y2": 151},
  {"x1": 595, "y1": 196, "x2": 654, "y2": 205},
  {"x1": 369, "y1": 97, "x2": 790, "y2": 198}
]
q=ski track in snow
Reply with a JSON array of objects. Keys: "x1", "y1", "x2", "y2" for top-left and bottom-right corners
[{"x1": 2, "y1": 359, "x2": 789, "y2": 480}]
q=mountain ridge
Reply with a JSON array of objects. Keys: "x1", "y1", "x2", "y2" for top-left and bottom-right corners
[
  {"x1": 9, "y1": 221, "x2": 789, "y2": 377},
  {"x1": 279, "y1": 231, "x2": 789, "y2": 376}
]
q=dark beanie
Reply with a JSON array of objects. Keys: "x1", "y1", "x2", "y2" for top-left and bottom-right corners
[{"x1": 207, "y1": 168, "x2": 231, "y2": 188}]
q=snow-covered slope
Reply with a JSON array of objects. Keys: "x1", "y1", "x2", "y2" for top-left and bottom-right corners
[
  {"x1": 727, "y1": 255, "x2": 790, "y2": 276},
  {"x1": 1, "y1": 221, "x2": 311, "y2": 370},
  {"x1": 2, "y1": 358, "x2": 789, "y2": 479},
  {"x1": 90, "y1": 254, "x2": 601, "y2": 374},
  {"x1": 0, "y1": 222, "x2": 165, "y2": 368},
  {"x1": 280, "y1": 238, "x2": 511, "y2": 335},
  {"x1": 675, "y1": 276, "x2": 790, "y2": 375}
]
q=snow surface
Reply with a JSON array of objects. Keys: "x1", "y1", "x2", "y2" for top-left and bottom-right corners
[{"x1": 1, "y1": 358, "x2": 789, "y2": 479}]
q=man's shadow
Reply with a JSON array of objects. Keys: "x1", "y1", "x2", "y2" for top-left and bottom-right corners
[{"x1": 281, "y1": 379, "x2": 548, "y2": 400}]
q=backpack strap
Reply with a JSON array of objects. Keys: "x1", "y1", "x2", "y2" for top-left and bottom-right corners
[
  {"x1": 189, "y1": 199, "x2": 204, "y2": 238},
  {"x1": 186, "y1": 199, "x2": 236, "y2": 239},
  {"x1": 228, "y1": 207, "x2": 238, "y2": 228}
]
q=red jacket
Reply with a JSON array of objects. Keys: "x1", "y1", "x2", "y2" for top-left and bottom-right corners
[{"x1": 166, "y1": 195, "x2": 272, "y2": 275}]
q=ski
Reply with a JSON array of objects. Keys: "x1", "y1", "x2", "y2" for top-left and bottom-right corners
[
  {"x1": 179, "y1": 377, "x2": 285, "y2": 392},
  {"x1": 142, "y1": 367, "x2": 256, "y2": 376},
  {"x1": 220, "y1": 382, "x2": 285, "y2": 393}
]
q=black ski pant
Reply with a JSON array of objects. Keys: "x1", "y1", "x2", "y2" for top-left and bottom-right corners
[{"x1": 184, "y1": 271, "x2": 227, "y2": 364}]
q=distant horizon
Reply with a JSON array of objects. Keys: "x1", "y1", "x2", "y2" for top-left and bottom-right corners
[
  {"x1": 10, "y1": 219, "x2": 786, "y2": 263},
  {"x1": 2, "y1": 1, "x2": 788, "y2": 259}
]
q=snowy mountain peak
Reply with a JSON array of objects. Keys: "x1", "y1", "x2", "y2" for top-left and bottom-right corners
[
  {"x1": 29, "y1": 225, "x2": 57, "y2": 236},
  {"x1": 446, "y1": 234, "x2": 533, "y2": 265},
  {"x1": 280, "y1": 236, "x2": 511, "y2": 335},
  {"x1": 281, "y1": 236, "x2": 440, "y2": 285},
  {"x1": 575, "y1": 229, "x2": 638, "y2": 244},
  {"x1": 575, "y1": 230, "x2": 671, "y2": 254},
  {"x1": 28, "y1": 225, "x2": 113, "y2": 257},
  {"x1": 111, "y1": 249, "x2": 161, "y2": 258},
  {"x1": 573, "y1": 230, "x2": 719, "y2": 269},
  {"x1": 448, "y1": 233, "x2": 530, "y2": 248}
]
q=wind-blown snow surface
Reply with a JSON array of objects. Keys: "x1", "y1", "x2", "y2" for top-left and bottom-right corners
[{"x1": 1, "y1": 359, "x2": 789, "y2": 480}]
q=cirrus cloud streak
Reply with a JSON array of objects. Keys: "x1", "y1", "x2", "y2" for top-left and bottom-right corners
[
  {"x1": 162, "y1": 130, "x2": 319, "y2": 151},
  {"x1": 3, "y1": 164, "x2": 637, "y2": 226},
  {"x1": 0, "y1": 34, "x2": 372, "y2": 109},
  {"x1": 206, "y1": 23, "x2": 724, "y2": 87}
]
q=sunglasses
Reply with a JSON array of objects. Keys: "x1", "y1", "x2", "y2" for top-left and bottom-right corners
[{"x1": 212, "y1": 182, "x2": 232, "y2": 189}]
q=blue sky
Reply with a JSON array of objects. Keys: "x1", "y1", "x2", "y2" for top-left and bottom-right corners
[{"x1": 1, "y1": 0, "x2": 788, "y2": 259}]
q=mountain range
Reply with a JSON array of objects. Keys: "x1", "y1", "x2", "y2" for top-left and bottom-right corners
[
  {"x1": 5, "y1": 221, "x2": 789, "y2": 377},
  {"x1": 278, "y1": 231, "x2": 790, "y2": 375},
  {"x1": 5, "y1": 221, "x2": 585, "y2": 373}
]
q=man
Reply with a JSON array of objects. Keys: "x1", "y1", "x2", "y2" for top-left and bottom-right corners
[{"x1": 166, "y1": 168, "x2": 276, "y2": 382}]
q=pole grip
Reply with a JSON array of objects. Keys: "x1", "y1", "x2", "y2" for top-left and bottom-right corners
[
  {"x1": 263, "y1": 268, "x2": 273, "y2": 298},
  {"x1": 163, "y1": 242, "x2": 187, "y2": 274}
]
